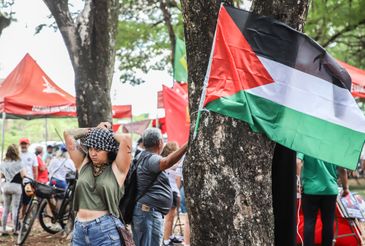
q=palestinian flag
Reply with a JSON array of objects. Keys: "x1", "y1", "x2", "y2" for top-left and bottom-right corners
[{"x1": 202, "y1": 5, "x2": 365, "y2": 169}]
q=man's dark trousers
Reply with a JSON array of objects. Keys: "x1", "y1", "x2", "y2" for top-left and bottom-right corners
[{"x1": 302, "y1": 194, "x2": 337, "y2": 246}]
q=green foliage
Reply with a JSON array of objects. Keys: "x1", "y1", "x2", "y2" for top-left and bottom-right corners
[
  {"x1": 1, "y1": 118, "x2": 78, "y2": 153},
  {"x1": 116, "y1": 0, "x2": 184, "y2": 85},
  {"x1": 305, "y1": 0, "x2": 365, "y2": 68},
  {"x1": 116, "y1": 0, "x2": 365, "y2": 84}
]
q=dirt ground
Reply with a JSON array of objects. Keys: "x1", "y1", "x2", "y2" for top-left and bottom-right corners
[
  {"x1": 2, "y1": 180, "x2": 362, "y2": 245},
  {"x1": 0, "y1": 221, "x2": 70, "y2": 246},
  {"x1": 0, "y1": 214, "x2": 187, "y2": 246}
]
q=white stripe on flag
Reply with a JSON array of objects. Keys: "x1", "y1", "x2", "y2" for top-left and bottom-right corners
[{"x1": 246, "y1": 56, "x2": 365, "y2": 133}]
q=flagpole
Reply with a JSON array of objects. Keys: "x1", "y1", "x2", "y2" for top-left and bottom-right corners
[{"x1": 193, "y1": 4, "x2": 222, "y2": 140}]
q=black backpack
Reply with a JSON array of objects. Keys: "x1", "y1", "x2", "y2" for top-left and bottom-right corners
[{"x1": 119, "y1": 152, "x2": 153, "y2": 224}]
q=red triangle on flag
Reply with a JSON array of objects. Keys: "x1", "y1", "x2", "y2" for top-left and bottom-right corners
[{"x1": 204, "y1": 7, "x2": 274, "y2": 106}]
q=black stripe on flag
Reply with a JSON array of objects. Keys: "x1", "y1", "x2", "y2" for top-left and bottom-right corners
[{"x1": 224, "y1": 5, "x2": 352, "y2": 91}]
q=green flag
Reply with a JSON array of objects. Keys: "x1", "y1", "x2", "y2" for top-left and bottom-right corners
[{"x1": 174, "y1": 38, "x2": 188, "y2": 82}]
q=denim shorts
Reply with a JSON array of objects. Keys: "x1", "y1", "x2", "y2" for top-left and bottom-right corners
[{"x1": 72, "y1": 214, "x2": 123, "y2": 246}]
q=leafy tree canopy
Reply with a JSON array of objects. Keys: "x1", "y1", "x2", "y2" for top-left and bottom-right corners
[
  {"x1": 116, "y1": 0, "x2": 184, "y2": 85},
  {"x1": 305, "y1": 0, "x2": 365, "y2": 68},
  {"x1": 116, "y1": 0, "x2": 364, "y2": 85}
]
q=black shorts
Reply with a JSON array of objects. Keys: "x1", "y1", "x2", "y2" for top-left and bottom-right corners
[{"x1": 172, "y1": 191, "x2": 179, "y2": 208}]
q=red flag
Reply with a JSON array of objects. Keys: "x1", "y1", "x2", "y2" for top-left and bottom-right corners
[
  {"x1": 163, "y1": 85, "x2": 189, "y2": 146},
  {"x1": 172, "y1": 82, "x2": 188, "y2": 101},
  {"x1": 152, "y1": 117, "x2": 167, "y2": 134},
  {"x1": 112, "y1": 105, "x2": 132, "y2": 119},
  {"x1": 112, "y1": 124, "x2": 121, "y2": 132},
  {"x1": 157, "y1": 91, "x2": 164, "y2": 108}
]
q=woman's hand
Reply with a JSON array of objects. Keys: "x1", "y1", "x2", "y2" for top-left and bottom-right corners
[
  {"x1": 96, "y1": 122, "x2": 112, "y2": 130},
  {"x1": 342, "y1": 187, "x2": 350, "y2": 197}
]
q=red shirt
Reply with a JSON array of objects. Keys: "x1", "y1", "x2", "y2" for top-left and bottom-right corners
[{"x1": 37, "y1": 155, "x2": 49, "y2": 184}]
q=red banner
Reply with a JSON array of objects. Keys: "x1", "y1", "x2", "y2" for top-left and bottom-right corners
[
  {"x1": 112, "y1": 105, "x2": 132, "y2": 119},
  {"x1": 152, "y1": 117, "x2": 167, "y2": 134},
  {"x1": 157, "y1": 91, "x2": 164, "y2": 108},
  {"x1": 163, "y1": 84, "x2": 189, "y2": 146}
]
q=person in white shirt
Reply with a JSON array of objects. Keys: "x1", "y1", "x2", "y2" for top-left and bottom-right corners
[
  {"x1": 18, "y1": 137, "x2": 38, "y2": 218},
  {"x1": 48, "y1": 145, "x2": 76, "y2": 189},
  {"x1": 19, "y1": 138, "x2": 38, "y2": 180}
]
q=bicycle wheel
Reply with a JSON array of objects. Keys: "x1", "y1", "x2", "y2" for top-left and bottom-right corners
[
  {"x1": 17, "y1": 198, "x2": 40, "y2": 245},
  {"x1": 38, "y1": 199, "x2": 63, "y2": 234}
]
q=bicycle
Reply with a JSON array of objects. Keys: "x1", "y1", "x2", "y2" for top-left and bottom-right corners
[{"x1": 17, "y1": 172, "x2": 77, "y2": 245}]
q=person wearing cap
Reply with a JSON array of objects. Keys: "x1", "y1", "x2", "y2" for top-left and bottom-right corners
[
  {"x1": 48, "y1": 145, "x2": 75, "y2": 190},
  {"x1": 19, "y1": 138, "x2": 38, "y2": 180},
  {"x1": 18, "y1": 138, "x2": 38, "y2": 218},
  {"x1": 64, "y1": 122, "x2": 132, "y2": 246}
]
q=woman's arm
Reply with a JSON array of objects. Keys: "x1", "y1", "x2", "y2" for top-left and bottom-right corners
[
  {"x1": 339, "y1": 168, "x2": 349, "y2": 197},
  {"x1": 63, "y1": 128, "x2": 90, "y2": 170},
  {"x1": 20, "y1": 169, "x2": 27, "y2": 179},
  {"x1": 160, "y1": 143, "x2": 188, "y2": 171},
  {"x1": 113, "y1": 134, "x2": 132, "y2": 184}
]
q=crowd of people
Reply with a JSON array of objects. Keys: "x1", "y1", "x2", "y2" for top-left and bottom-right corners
[
  {"x1": 0, "y1": 123, "x2": 190, "y2": 246},
  {"x1": 0, "y1": 138, "x2": 75, "y2": 236},
  {"x1": 0, "y1": 121, "x2": 356, "y2": 246}
]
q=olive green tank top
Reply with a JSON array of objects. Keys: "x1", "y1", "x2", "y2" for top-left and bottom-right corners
[{"x1": 73, "y1": 163, "x2": 124, "y2": 217}]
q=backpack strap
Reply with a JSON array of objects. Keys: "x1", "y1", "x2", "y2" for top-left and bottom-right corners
[{"x1": 134, "y1": 152, "x2": 160, "y2": 203}]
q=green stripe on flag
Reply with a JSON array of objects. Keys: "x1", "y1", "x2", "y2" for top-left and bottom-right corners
[{"x1": 206, "y1": 90, "x2": 364, "y2": 170}]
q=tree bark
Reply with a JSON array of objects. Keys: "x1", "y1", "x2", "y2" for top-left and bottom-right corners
[
  {"x1": 43, "y1": 0, "x2": 120, "y2": 127},
  {"x1": 181, "y1": 0, "x2": 309, "y2": 245}
]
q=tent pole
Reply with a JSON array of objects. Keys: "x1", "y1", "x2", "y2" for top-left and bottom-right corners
[
  {"x1": 45, "y1": 117, "x2": 48, "y2": 145},
  {"x1": 1, "y1": 113, "x2": 6, "y2": 160}
]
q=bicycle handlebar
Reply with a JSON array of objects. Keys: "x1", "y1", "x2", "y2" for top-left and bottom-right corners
[{"x1": 23, "y1": 176, "x2": 66, "y2": 193}]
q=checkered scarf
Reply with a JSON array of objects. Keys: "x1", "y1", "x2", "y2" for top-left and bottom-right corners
[{"x1": 82, "y1": 128, "x2": 119, "y2": 153}]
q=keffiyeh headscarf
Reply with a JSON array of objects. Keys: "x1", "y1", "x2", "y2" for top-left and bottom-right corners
[{"x1": 82, "y1": 128, "x2": 119, "y2": 153}]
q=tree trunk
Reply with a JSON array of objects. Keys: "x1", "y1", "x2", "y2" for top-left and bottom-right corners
[
  {"x1": 43, "y1": 0, "x2": 120, "y2": 127},
  {"x1": 181, "y1": 0, "x2": 309, "y2": 245},
  {"x1": 251, "y1": 0, "x2": 310, "y2": 31}
]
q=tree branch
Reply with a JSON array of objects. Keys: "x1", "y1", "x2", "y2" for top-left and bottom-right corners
[
  {"x1": 322, "y1": 19, "x2": 365, "y2": 48},
  {"x1": 42, "y1": 0, "x2": 80, "y2": 66},
  {"x1": 0, "y1": 13, "x2": 10, "y2": 36},
  {"x1": 159, "y1": 0, "x2": 176, "y2": 68},
  {"x1": 76, "y1": 0, "x2": 93, "y2": 47},
  {"x1": 152, "y1": 19, "x2": 164, "y2": 27}
]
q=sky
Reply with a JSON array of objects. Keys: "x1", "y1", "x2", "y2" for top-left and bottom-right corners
[{"x1": 0, "y1": 0, "x2": 172, "y2": 117}]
